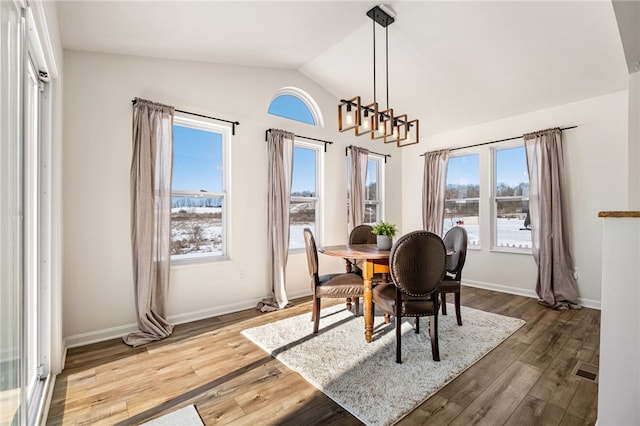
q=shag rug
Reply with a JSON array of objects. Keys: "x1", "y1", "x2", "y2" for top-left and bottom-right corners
[
  {"x1": 241, "y1": 303, "x2": 525, "y2": 426},
  {"x1": 141, "y1": 404, "x2": 204, "y2": 426}
]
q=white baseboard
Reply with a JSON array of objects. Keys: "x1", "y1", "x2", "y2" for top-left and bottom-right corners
[
  {"x1": 462, "y1": 279, "x2": 601, "y2": 310},
  {"x1": 63, "y1": 290, "x2": 313, "y2": 350},
  {"x1": 62, "y1": 282, "x2": 600, "y2": 351}
]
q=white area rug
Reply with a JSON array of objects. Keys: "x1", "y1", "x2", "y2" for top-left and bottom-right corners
[
  {"x1": 242, "y1": 303, "x2": 525, "y2": 426},
  {"x1": 141, "y1": 404, "x2": 204, "y2": 426}
]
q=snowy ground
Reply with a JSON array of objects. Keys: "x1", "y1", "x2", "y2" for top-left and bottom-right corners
[{"x1": 171, "y1": 214, "x2": 531, "y2": 256}]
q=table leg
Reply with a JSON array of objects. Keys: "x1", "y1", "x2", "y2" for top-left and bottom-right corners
[{"x1": 363, "y1": 259, "x2": 374, "y2": 343}]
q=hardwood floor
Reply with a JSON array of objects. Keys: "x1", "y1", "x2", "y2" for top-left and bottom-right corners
[{"x1": 47, "y1": 287, "x2": 600, "y2": 425}]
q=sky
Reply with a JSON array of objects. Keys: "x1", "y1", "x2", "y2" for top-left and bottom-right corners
[
  {"x1": 447, "y1": 146, "x2": 529, "y2": 188},
  {"x1": 173, "y1": 125, "x2": 223, "y2": 192},
  {"x1": 173, "y1": 98, "x2": 528, "y2": 196}
]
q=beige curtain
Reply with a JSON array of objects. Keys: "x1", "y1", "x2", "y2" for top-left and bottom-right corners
[
  {"x1": 124, "y1": 98, "x2": 175, "y2": 347},
  {"x1": 524, "y1": 128, "x2": 581, "y2": 309},
  {"x1": 422, "y1": 149, "x2": 450, "y2": 234},
  {"x1": 349, "y1": 146, "x2": 369, "y2": 228},
  {"x1": 262, "y1": 129, "x2": 294, "y2": 312}
]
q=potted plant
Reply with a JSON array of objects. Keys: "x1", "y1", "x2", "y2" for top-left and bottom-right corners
[{"x1": 371, "y1": 221, "x2": 398, "y2": 250}]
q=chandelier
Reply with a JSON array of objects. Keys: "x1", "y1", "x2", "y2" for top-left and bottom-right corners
[{"x1": 338, "y1": 5, "x2": 419, "y2": 147}]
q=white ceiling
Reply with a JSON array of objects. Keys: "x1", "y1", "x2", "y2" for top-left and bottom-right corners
[{"x1": 55, "y1": 1, "x2": 630, "y2": 136}]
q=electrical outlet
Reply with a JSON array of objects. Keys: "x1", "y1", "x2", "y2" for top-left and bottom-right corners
[
  {"x1": 573, "y1": 268, "x2": 579, "y2": 280},
  {"x1": 239, "y1": 270, "x2": 245, "y2": 280}
]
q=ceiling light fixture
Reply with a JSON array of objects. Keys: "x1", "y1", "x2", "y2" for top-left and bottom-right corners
[{"x1": 338, "y1": 5, "x2": 419, "y2": 147}]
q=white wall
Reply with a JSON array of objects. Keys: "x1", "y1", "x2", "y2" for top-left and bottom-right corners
[
  {"x1": 400, "y1": 91, "x2": 628, "y2": 306},
  {"x1": 629, "y1": 71, "x2": 640, "y2": 209},
  {"x1": 63, "y1": 48, "x2": 628, "y2": 345},
  {"x1": 62, "y1": 50, "x2": 402, "y2": 344}
]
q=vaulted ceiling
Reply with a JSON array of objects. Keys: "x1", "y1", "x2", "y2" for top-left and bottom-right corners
[{"x1": 55, "y1": 1, "x2": 629, "y2": 136}]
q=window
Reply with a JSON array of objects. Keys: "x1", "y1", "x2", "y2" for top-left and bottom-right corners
[
  {"x1": 267, "y1": 87, "x2": 324, "y2": 126},
  {"x1": 171, "y1": 117, "x2": 229, "y2": 260},
  {"x1": 493, "y1": 145, "x2": 531, "y2": 250},
  {"x1": 444, "y1": 153, "x2": 480, "y2": 246},
  {"x1": 347, "y1": 154, "x2": 384, "y2": 225},
  {"x1": 289, "y1": 141, "x2": 321, "y2": 250}
]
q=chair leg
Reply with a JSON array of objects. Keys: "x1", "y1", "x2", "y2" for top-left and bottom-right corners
[
  {"x1": 395, "y1": 311, "x2": 402, "y2": 364},
  {"x1": 384, "y1": 313, "x2": 391, "y2": 324},
  {"x1": 313, "y1": 297, "x2": 321, "y2": 334},
  {"x1": 454, "y1": 291, "x2": 462, "y2": 326},
  {"x1": 415, "y1": 317, "x2": 420, "y2": 333},
  {"x1": 441, "y1": 292, "x2": 447, "y2": 315},
  {"x1": 430, "y1": 314, "x2": 440, "y2": 361},
  {"x1": 353, "y1": 297, "x2": 360, "y2": 316},
  {"x1": 346, "y1": 297, "x2": 352, "y2": 312},
  {"x1": 395, "y1": 293, "x2": 403, "y2": 363}
]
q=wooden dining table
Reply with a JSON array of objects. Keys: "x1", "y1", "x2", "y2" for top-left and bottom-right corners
[{"x1": 318, "y1": 243, "x2": 390, "y2": 343}]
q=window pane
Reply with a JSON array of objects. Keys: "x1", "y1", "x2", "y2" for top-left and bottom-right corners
[
  {"x1": 172, "y1": 121, "x2": 226, "y2": 260},
  {"x1": 291, "y1": 146, "x2": 316, "y2": 197},
  {"x1": 171, "y1": 196, "x2": 223, "y2": 256},
  {"x1": 290, "y1": 144, "x2": 318, "y2": 250},
  {"x1": 173, "y1": 125, "x2": 223, "y2": 193},
  {"x1": 445, "y1": 154, "x2": 479, "y2": 244},
  {"x1": 495, "y1": 146, "x2": 531, "y2": 249},
  {"x1": 443, "y1": 200, "x2": 479, "y2": 246},
  {"x1": 496, "y1": 199, "x2": 531, "y2": 248},
  {"x1": 365, "y1": 159, "x2": 378, "y2": 201},
  {"x1": 495, "y1": 146, "x2": 529, "y2": 197},
  {"x1": 446, "y1": 154, "x2": 480, "y2": 198},
  {"x1": 290, "y1": 200, "x2": 316, "y2": 250},
  {"x1": 364, "y1": 203, "x2": 378, "y2": 224},
  {"x1": 268, "y1": 94, "x2": 315, "y2": 125}
]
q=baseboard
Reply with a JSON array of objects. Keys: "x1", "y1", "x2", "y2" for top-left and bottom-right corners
[
  {"x1": 462, "y1": 279, "x2": 601, "y2": 310},
  {"x1": 64, "y1": 289, "x2": 313, "y2": 349}
]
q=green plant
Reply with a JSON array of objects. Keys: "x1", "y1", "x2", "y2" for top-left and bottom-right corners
[{"x1": 371, "y1": 221, "x2": 398, "y2": 238}]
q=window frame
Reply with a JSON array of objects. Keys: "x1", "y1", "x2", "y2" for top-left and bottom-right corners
[
  {"x1": 444, "y1": 149, "x2": 481, "y2": 249},
  {"x1": 490, "y1": 140, "x2": 532, "y2": 254},
  {"x1": 289, "y1": 139, "x2": 323, "y2": 252},
  {"x1": 171, "y1": 115, "x2": 231, "y2": 264}
]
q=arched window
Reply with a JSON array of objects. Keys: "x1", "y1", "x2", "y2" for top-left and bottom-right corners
[{"x1": 267, "y1": 87, "x2": 324, "y2": 127}]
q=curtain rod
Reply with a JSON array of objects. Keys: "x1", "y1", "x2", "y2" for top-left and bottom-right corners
[
  {"x1": 264, "y1": 129, "x2": 334, "y2": 152},
  {"x1": 345, "y1": 145, "x2": 391, "y2": 163},
  {"x1": 131, "y1": 99, "x2": 240, "y2": 135},
  {"x1": 420, "y1": 125, "x2": 578, "y2": 156}
]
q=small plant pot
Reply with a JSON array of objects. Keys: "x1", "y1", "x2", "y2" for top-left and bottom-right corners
[{"x1": 377, "y1": 235, "x2": 393, "y2": 250}]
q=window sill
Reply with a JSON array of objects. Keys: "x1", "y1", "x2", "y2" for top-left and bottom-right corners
[
  {"x1": 171, "y1": 254, "x2": 230, "y2": 267},
  {"x1": 490, "y1": 246, "x2": 532, "y2": 255}
]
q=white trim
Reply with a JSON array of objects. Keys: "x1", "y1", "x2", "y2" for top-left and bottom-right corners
[{"x1": 462, "y1": 279, "x2": 601, "y2": 310}]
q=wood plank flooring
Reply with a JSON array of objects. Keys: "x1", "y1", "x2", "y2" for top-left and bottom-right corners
[{"x1": 46, "y1": 287, "x2": 600, "y2": 425}]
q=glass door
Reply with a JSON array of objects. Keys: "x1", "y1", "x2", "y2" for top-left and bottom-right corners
[{"x1": 0, "y1": 1, "x2": 24, "y2": 424}]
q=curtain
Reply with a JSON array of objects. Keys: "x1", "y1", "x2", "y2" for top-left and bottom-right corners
[
  {"x1": 262, "y1": 129, "x2": 294, "y2": 312},
  {"x1": 422, "y1": 149, "x2": 450, "y2": 234},
  {"x1": 349, "y1": 146, "x2": 369, "y2": 228},
  {"x1": 124, "y1": 98, "x2": 175, "y2": 347},
  {"x1": 524, "y1": 128, "x2": 581, "y2": 309}
]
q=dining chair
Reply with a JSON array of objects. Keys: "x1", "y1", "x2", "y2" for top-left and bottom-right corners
[
  {"x1": 303, "y1": 228, "x2": 365, "y2": 334},
  {"x1": 439, "y1": 226, "x2": 468, "y2": 326},
  {"x1": 342, "y1": 224, "x2": 375, "y2": 314},
  {"x1": 345, "y1": 224, "x2": 377, "y2": 274},
  {"x1": 372, "y1": 230, "x2": 447, "y2": 363}
]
